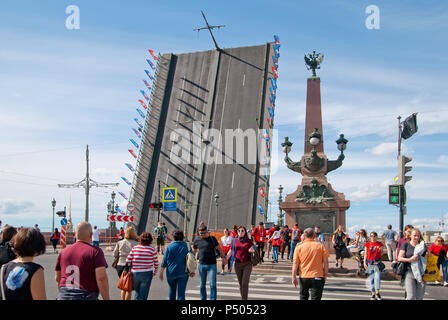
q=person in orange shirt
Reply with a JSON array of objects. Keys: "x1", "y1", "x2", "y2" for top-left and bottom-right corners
[{"x1": 291, "y1": 228, "x2": 329, "y2": 300}]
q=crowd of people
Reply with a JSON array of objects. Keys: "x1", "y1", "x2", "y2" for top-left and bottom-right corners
[{"x1": 0, "y1": 219, "x2": 446, "y2": 301}]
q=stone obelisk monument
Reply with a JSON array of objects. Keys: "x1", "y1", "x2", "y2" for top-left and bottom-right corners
[{"x1": 280, "y1": 51, "x2": 350, "y2": 234}]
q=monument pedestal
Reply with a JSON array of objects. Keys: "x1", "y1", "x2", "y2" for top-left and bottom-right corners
[{"x1": 282, "y1": 179, "x2": 350, "y2": 235}]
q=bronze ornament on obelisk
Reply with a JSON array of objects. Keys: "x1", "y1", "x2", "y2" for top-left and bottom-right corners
[{"x1": 279, "y1": 51, "x2": 350, "y2": 235}]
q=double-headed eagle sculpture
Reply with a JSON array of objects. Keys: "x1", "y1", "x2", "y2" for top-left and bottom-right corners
[{"x1": 304, "y1": 51, "x2": 324, "y2": 77}]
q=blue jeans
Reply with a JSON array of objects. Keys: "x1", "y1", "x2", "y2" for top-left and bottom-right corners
[
  {"x1": 290, "y1": 241, "x2": 299, "y2": 260},
  {"x1": 198, "y1": 264, "x2": 217, "y2": 300},
  {"x1": 167, "y1": 274, "x2": 189, "y2": 300},
  {"x1": 132, "y1": 271, "x2": 153, "y2": 300},
  {"x1": 92, "y1": 241, "x2": 99, "y2": 247},
  {"x1": 272, "y1": 246, "x2": 279, "y2": 262},
  {"x1": 57, "y1": 287, "x2": 99, "y2": 300},
  {"x1": 438, "y1": 259, "x2": 448, "y2": 282},
  {"x1": 367, "y1": 264, "x2": 381, "y2": 292}
]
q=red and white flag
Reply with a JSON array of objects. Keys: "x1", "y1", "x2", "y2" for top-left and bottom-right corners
[{"x1": 148, "y1": 49, "x2": 159, "y2": 61}]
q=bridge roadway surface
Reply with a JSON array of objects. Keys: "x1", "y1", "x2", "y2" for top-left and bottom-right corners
[
  {"x1": 139, "y1": 44, "x2": 274, "y2": 234},
  {"x1": 34, "y1": 247, "x2": 447, "y2": 300}
]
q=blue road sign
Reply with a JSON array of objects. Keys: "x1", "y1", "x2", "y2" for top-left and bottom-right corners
[
  {"x1": 60, "y1": 218, "x2": 68, "y2": 226},
  {"x1": 163, "y1": 202, "x2": 177, "y2": 212},
  {"x1": 162, "y1": 187, "x2": 177, "y2": 202}
]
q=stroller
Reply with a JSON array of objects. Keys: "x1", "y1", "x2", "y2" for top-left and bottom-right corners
[{"x1": 356, "y1": 248, "x2": 366, "y2": 275}]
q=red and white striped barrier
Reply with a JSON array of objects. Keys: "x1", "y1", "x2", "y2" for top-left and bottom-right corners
[
  {"x1": 61, "y1": 226, "x2": 66, "y2": 249},
  {"x1": 107, "y1": 214, "x2": 134, "y2": 223}
]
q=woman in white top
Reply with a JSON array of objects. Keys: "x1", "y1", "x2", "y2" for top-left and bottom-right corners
[
  {"x1": 113, "y1": 226, "x2": 138, "y2": 300},
  {"x1": 220, "y1": 229, "x2": 233, "y2": 274}
]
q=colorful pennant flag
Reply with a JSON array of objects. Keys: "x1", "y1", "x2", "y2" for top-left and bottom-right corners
[
  {"x1": 148, "y1": 49, "x2": 159, "y2": 61},
  {"x1": 143, "y1": 80, "x2": 151, "y2": 90},
  {"x1": 140, "y1": 90, "x2": 150, "y2": 101},
  {"x1": 138, "y1": 99, "x2": 147, "y2": 109},
  {"x1": 270, "y1": 77, "x2": 277, "y2": 89},
  {"x1": 137, "y1": 108, "x2": 145, "y2": 119},
  {"x1": 130, "y1": 139, "x2": 139, "y2": 149},
  {"x1": 146, "y1": 59, "x2": 155, "y2": 70},
  {"x1": 259, "y1": 187, "x2": 265, "y2": 198},
  {"x1": 121, "y1": 177, "x2": 132, "y2": 185},
  {"x1": 133, "y1": 128, "x2": 141, "y2": 138},
  {"x1": 134, "y1": 118, "x2": 143, "y2": 129},
  {"x1": 274, "y1": 35, "x2": 280, "y2": 45},
  {"x1": 128, "y1": 149, "x2": 137, "y2": 159},
  {"x1": 268, "y1": 107, "x2": 275, "y2": 119},
  {"x1": 125, "y1": 163, "x2": 135, "y2": 172},
  {"x1": 257, "y1": 205, "x2": 264, "y2": 215},
  {"x1": 145, "y1": 70, "x2": 154, "y2": 80},
  {"x1": 118, "y1": 192, "x2": 128, "y2": 200}
]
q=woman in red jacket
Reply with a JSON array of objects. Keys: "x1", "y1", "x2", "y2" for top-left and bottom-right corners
[{"x1": 429, "y1": 237, "x2": 448, "y2": 286}]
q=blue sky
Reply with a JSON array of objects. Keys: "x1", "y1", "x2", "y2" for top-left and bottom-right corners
[{"x1": 0, "y1": 0, "x2": 447, "y2": 235}]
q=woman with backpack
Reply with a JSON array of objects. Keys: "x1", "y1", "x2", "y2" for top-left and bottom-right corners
[
  {"x1": 0, "y1": 225, "x2": 17, "y2": 267},
  {"x1": 281, "y1": 225, "x2": 291, "y2": 260},
  {"x1": 363, "y1": 232, "x2": 384, "y2": 300},
  {"x1": 50, "y1": 228, "x2": 60, "y2": 253},
  {"x1": 332, "y1": 225, "x2": 349, "y2": 268}
]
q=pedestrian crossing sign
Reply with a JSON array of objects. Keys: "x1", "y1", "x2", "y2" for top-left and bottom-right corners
[{"x1": 162, "y1": 187, "x2": 177, "y2": 202}]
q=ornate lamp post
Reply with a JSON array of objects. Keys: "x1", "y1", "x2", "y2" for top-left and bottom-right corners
[
  {"x1": 51, "y1": 198, "x2": 56, "y2": 232},
  {"x1": 214, "y1": 194, "x2": 219, "y2": 231},
  {"x1": 277, "y1": 185, "x2": 284, "y2": 227}
]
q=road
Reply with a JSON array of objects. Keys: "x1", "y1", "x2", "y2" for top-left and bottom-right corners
[{"x1": 34, "y1": 249, "x2": 447, "y2": 300}]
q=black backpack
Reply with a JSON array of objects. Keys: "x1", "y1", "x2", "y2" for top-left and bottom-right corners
[
  {"x1": 0, "y1": 243, "x2": 12, "y2": 266},
  {"x1": 282, "y1": 229, "x2": 291, "y2": 241},
  {"x1": 292, "y1": 229, "x2": 301, "y2": 241},
  {"x1": 156, "y1": 227, "x2": 164, "y2": 240}
]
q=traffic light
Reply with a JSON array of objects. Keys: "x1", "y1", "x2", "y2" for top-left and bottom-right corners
[
  {"x1": 56, "y1": 210, "x2": 66, "y2": 217},
  {"x1": 389, "y1": 185, "x2": 401, "y2": 205},
  {"x1": 149, "y1": 202, "x2": 162, "y2": 209},
  {"x1": 398, "y1": 155, "x2": 412, "y2": 185}
]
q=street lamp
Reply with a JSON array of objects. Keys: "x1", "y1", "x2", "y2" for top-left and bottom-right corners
[
  {"x1": 214, "y1": 194, "x2": 219, "y2": 230},
  {"x1": 51, "y1": 198, "x2": 56, "y2": 232},
  {"x1": 308, "y1": 128, "x2": 321, "y2": 149},
  {"x1": 336, "y1": 134, "x2": 348, "y2": 154},
  {"x1": 281, "y1": 137, "x2": 292, "y2": 156},
  {"x1": 277, "y1": 185, "x2": 284, "y2": 227}
]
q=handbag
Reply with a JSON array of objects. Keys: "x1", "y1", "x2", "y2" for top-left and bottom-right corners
[
  {"x1": 117, "y1": 263, "x2": 133, "y2": 292},
  {"x1": 377, "y1": 261, "x2": 385, "y2": 272},
  {"x1": 250, "y1": 248, "x2": 260, "y2": 266},
  {"x1": 185, "y1": 243, "x2": 197, "y2": 275},
  {"x1": 111, "y1": 243, "x2": 119, "y2": 269},
  {"x1": 0, "y1": 265, "x2": 6, "y2": 300},
  {"x1": 111, "y1": 254, "x2": 119, "y2": 269},
  {"x1": 392, "y1": 261, "x2": 407, "y2": 276}
]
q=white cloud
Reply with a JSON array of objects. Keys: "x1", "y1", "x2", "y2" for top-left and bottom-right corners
[
  {"x1": 437, "y1": 155, "x2": 448, "y2": 164},
  {"x1": 365, "y1": 142, "x2": 403, "y2": 156},
  {"x1": 0, "y1": 199, "x2": 35, "y2": 215}
]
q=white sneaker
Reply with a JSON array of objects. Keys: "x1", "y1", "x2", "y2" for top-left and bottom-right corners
[
  {"x1": 444, "y1": 282, "x2": 448, "y2": 287},
  {"x1": 219, "y1": 271, "x2": 225, "y2": 275},
  {"x1": 435, "y1": 281, "x2": 441, "y2": 285}
]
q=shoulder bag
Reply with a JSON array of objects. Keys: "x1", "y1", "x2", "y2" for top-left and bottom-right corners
[
  {"x1": 111, "y1": 242, "x2": 120, "y2": 269},
  {"x1": 117, "y1": 262, "x2": 133, "y2": 292},
  {"x1": 0, "y1": 264, "x2": 6, "y2": 300},
  {"x1": 185, "y1": 243, "x2": 197, "y2": 275},
  {"x1": 250, "y1": 246, "x2": 260, "y2": 266}
]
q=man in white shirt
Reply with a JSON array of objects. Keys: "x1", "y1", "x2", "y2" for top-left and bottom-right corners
[{"x1": 92, "y1": 225, "x2": 100, "y2": 247}]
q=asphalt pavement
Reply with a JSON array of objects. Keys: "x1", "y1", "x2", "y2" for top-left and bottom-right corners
[{"x1": 33, "y1": 245, "x2": 448, "y2": 300}]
